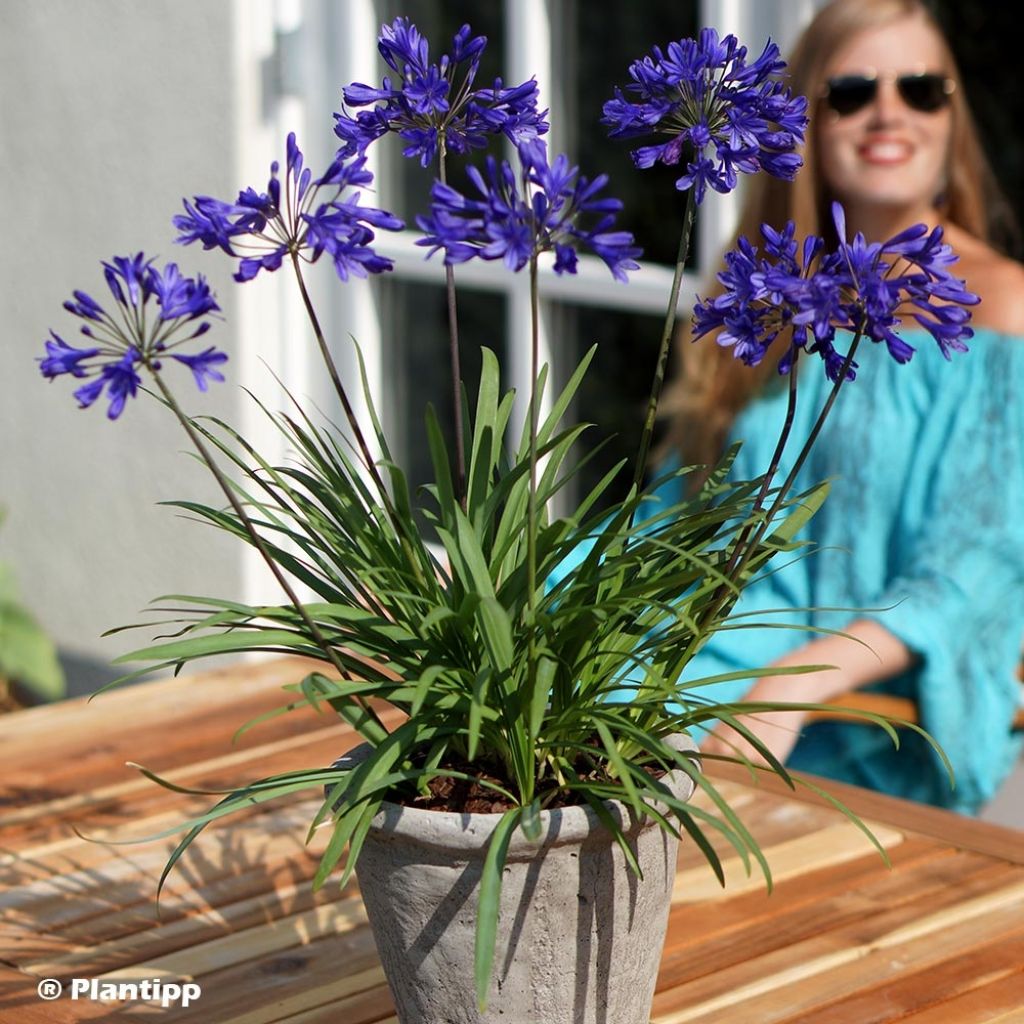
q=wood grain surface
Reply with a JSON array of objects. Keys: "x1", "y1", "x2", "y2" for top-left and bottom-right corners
[{"x1": 1, "y1": 656, "x2": 1022, "y2": 1022}]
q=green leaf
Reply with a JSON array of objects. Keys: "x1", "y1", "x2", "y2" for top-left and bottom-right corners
[
  {"x1": 475, "y1": 596, "x2": 514, "y2": 674},
  {"x1": 475, "y1": 807, "x2": 523, "y2": 1011},
  {"x1": 0, "y1": 599, "x2": 64, "y2": 701},
  {"x1": 529, "y1": 655, "x2": 556, "y2": 744},
  {"x1": 113, "y1": 628, "x2": 320, "y2": 665}
]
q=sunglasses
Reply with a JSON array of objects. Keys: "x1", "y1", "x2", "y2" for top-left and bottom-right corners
[{"x1": 823, "y1": 72, "x2": 955, "y2": 116}]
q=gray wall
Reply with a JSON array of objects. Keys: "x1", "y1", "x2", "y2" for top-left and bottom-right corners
[{"x1": 1, "y1": 1, "x2": 244, "y2": 692}]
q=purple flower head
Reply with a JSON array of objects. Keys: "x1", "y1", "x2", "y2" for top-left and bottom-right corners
[
  {"x1": 415, "y1": 140, "x2": 641, "y2": 282},
  {"x1": 692, "y1": 202, "x2": 977, "y2": 382},
  {"x1": 174, "y1": 134, "x2": 403, "y2": 284},
  {"x1": 39, "y1": 256, "x2": 226, "y2": 419},
  {"x1": 334, "y1": 18, "x2": 549, "y2": 168},
  {"x1": 602, "y1": 32, "x2": 808, "y2": 200}
]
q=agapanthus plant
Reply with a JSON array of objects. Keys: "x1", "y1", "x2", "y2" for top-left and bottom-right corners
[
  {"x1": 40, "y1": 254, "x2": 222, "y2": 419},
  {"x1": 38, "y1": 17, "x2": 967, "y2": 1014},
  {"x1": 173, "y1": 133, "x2": 404, "y2": 284},
  {"x1": 334, "y1": 17, "x2": 548, "y2": 167},
  {"x1": 602, "y1": 28, "x2": 808, "y2": 201},
  {"x1": 417, "y1": 139, "x2": 642, "y2": 280}
]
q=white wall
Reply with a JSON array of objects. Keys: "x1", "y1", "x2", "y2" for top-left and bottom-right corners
[{"x1": 0, "y1": 1, "x2": 246, "y2": 688}]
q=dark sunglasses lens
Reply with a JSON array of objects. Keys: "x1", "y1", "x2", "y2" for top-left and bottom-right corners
[
  {"x1": 825, "y1": 76, "x2": 876, "y2": 115},
  {"x1": 898, "y1": 74, "x2": 950, "y2": 112}
]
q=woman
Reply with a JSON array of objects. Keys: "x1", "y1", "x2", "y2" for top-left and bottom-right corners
[{"x1": 668, "y1": 0, "x2": 1024, "y2": 812}]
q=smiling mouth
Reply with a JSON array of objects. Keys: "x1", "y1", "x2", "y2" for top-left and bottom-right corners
[{"x1": 858, "y1": 141, "x2": 913, "y2": 164}]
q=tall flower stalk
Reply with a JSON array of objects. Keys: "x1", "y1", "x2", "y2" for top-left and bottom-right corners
[
  {"x1": 40, "y1": 254, "x2": 391, "y2": 740},
  {"x1": 335, "y1": 17, "x2": 550, "y2": 506},
  {"x1": 690, "y1": 203, "x2": 978, "y2": 628},
  {"x1": 601, "y1": 28, "x2": 809, "y2": 495},
  {"x1": 418, "y1": 136, "x2": 642, "y2": 693}
]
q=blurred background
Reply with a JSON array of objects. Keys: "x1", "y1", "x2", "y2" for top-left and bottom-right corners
[{"x1": 2, "y1": 0, "x2": 1020, "y2": 816}]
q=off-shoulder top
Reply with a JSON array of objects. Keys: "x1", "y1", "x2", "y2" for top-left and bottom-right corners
[{"x1": 671, "y1": 326, "x2": 1024, "y2": 812}]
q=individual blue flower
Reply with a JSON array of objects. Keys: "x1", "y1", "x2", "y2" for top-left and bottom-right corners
[
  {"x1": 692, "y1": 202, "x2": 978, "y2": 381},
  {"x1": 39, "y1": 254, "x2": 225, "y2": 419},
  {"x1": 415, "y1": 140, "x2": 641, "y2": 282},
  {"x1": 40, "y1": 332, "x2": 99, "y2": 380},
  {"x1": 334, "y1": 18, "x2": 548, "y2": 168},
  {"x1": 173, "y1": 133, "x2": 403, "y2": 284},
  {"x1": 150, "y1": 262, "x2": 219, "y2": 320},
  {"x1": 172, "y1": 347, "x2": 228, "y2": 392},
  {"x1": 602, "y1": 29, "x2": 808, "y2": 200},
  {"x1": 74, "y1": 349, "x2": 142, "y2": 420}
]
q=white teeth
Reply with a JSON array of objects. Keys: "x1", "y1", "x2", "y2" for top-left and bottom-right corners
[{"x1": 862, "y1": 142, "x2": 910, "y2": 161}]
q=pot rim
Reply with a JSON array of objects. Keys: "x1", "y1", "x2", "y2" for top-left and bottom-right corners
[{"x1": 329, "y1": 734, "x2": 699, "y2": 856}]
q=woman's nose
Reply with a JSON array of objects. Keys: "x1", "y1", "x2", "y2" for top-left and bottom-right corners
[{"x1": 868, "y1": 78, "x2": 907, "y2": 123}]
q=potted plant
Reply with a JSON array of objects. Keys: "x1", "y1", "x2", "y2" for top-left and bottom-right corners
[{"x1": 37, "y1": 19, "x2": 970, "y2": 1024}]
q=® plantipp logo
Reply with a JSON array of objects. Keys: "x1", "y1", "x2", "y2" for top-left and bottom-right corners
[{"x1": 35, "y1": 976, "x2": 202, "y2": 1008}]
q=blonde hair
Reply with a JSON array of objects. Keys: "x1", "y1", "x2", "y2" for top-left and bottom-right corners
[{"x1": 661, "y1": 0, "x2": 1010, "y2": 470}]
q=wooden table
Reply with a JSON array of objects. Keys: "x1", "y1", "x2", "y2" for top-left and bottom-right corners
[{"x1": 2, "y1": 657, "x2": 1023, "y2": 1023}]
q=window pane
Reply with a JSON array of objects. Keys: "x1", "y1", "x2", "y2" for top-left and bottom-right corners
[
  {"x1": 552, "y1": 301, "x2": 667, "y2": 513},
  {"x1": 378, "y1": 279, "x2": 505, "y2": 518}
]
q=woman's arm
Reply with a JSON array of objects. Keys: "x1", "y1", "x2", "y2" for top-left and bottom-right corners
[{"x1": 700, "y1": 618, "x2": 917, "y2": 765}]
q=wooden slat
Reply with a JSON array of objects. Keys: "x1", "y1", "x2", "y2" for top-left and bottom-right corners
[
  {"x1": 899, "y1": 970, "x2": 1024, "y2": 1023},
  {"x1": 652, "y1": 884, "x2": 1024, "y2": 1022},
  {"x1": 708, "y1": 760, "x2": 1024, "y2": 866},
  {"x1": 781, "y1": 933, "x2": 1024, "y2": 1023}
]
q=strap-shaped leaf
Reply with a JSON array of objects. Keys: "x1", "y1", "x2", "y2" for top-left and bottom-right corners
[{"x1": 475, "y1": 806, "x2": 523, "y2": 1011}]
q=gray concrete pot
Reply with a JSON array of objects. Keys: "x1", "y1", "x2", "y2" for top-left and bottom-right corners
[{"x1": 334, "y1": 736, "x2": 698, "y2": 1024}]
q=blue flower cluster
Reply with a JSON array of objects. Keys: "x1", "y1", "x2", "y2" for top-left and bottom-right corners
[
  {"x1": 416, "y1": 140, "x2": 642, "y2": 281},
  {"x1": 173, "y1": 133, "x2": 404, "y2": 283},
  {"x1": 334, "y1": 18, "x2": 549, "y2": 168},
  {"x1": 602, "y1": 29, "x2": 808, "y2": 201},
  {"x1": 40, "y1": 255, "x2": 224, "y2": 419},
  {"x1": 693, "y1": 203, "x2": 979, "y2": 379}
]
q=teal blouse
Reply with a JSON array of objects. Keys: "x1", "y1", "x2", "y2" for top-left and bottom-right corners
[{"x1": 668, "y1": 327, "x2": 1024, "y2": 813}]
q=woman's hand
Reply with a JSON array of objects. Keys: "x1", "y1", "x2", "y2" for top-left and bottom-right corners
[
  {"x1": 699, "y1": 619, "x2": 916, "y2": 767},
  {"x1": 699, "y1": 677, "x2": 810, "y2": 766}
]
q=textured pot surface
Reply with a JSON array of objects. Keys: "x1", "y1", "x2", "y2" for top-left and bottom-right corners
[{"x1": 343, "y1": 736, "x2": 698, "y2": 1024}]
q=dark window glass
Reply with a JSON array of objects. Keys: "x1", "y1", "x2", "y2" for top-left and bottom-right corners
[
  {"x1": 552, "y1": 302, "x2": 668, "y2": 512},
  {"x1": 379, "y1": 279, "x2": 504, "y2": 518}
]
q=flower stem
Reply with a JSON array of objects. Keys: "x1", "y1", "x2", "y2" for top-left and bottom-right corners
[
  {"x1": 759, "y1": 335, "x2": 862, "y2": 532},
  {"x1": 289, "y1": 253, "x2": 385, "y2": 494},
  {"x1": 697, "y1": 333, "x2": 863, "y2": 632},
  {"x1": 524, "y1": 250, "x2": 541, "y2": 801},
  {"x1": 631, "y1": 186, "x2": 696, "y2": 494},
  {"x1": 526, "y1": 253, "x2": 541, "y2": 610},
  {"x1": 437, "y1": 146, "x2": 467, "y2": 510},
  {"x1": 720, "y1": 347, "x2": 802, "y2": 582},
  {"x1": 289, "y1": 254, "x2": 428, "y2": 588},
  {"x1": 148, "y1": 368, "x2": 389, "y2": 744}
]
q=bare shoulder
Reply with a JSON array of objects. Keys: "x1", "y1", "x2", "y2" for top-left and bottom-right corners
[{"x1": 944, "y1": 226, "x2": 1024, "y2": 336}]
